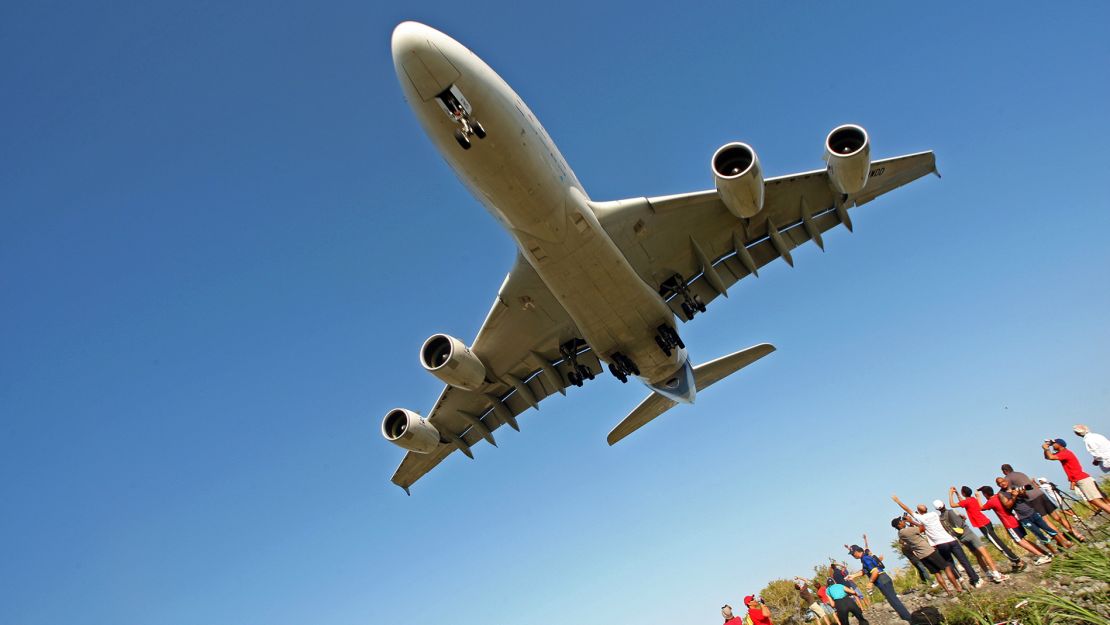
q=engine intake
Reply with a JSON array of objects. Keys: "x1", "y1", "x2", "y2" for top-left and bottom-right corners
[
  {"x1": 712, "y1": 142, "x2": 764, "y2": 219},
  {"x1": 420, "y1": 334, "x2": 486, "y2": 391},
  {"x1": 382, "y1": 408, "x2": 441, "y2": 454},
  {"x1": 824, "y1": 124, "x2": 871, "y2": 195}
]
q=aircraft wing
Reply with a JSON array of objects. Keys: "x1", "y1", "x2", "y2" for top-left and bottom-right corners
[
  {"x1": 389, "y1": 254, "x2": 601, "y2": 492},
  {"x1": 593, "y1": 151, "x2": 938, "y2": 318}
]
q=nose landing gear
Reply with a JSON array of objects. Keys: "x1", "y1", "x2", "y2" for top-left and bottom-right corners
[{"x1": 438, "y1": 86, "x2": 486, "y2": 150}]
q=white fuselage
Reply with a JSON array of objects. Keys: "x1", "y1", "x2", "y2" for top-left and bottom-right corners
[{"x1": 391, "y1": 22, "x2": 689, "y2": 393}]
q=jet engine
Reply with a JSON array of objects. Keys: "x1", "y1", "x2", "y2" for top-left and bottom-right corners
[
  {"x1": 381, "y1": 408, "x2": 441, "y2": 454},
  {"x1": 824, "y1": 124, "x2": 871, "y2": 195},
  {"x1": 420, "y1": 333, "x2": 487, "y2": 391},
  {"x1": 712, "y1": 142, "x2": 764, "y2": 219}
]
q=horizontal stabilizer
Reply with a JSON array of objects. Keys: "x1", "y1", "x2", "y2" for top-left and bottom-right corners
[{"x1": 606, "y1": 343, "x2": 775, "y2": 445}]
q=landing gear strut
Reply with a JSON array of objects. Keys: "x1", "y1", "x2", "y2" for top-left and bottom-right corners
[
  {"x1": 661, "y1": 274, "x2": 706, "y2": 321},
  {"x1": 607, "y1": 352, "x2": 639, "y2": 383},
  {"x1": 438, "y1": 87, "x2": 486, "y2": 151},
  {"x1": 561, "y1": 340, "x2": 594, "y2": 388},
  {"x1": 654, "y1": 324, "x2": 685, "y2": 357}
]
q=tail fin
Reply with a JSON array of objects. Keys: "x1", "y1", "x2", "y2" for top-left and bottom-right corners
[{"x1": 606, "y1": 343, "x2": 775, "y2": 445}]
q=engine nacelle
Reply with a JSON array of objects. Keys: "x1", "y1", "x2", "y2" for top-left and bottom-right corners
[
  {"x1": 382, "y1": 408, "x2": 441, "y2": 454},
  {"x1": 712, "y1": 142, "x2": 764, "y2": 219},
  {"x1": 824, "y1": 124, "x2": 871, "y2": 195},
  {"x1": 419, "y1": 334, "x2": 487, "y2": 391}
]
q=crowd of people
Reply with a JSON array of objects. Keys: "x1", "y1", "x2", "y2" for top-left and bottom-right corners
[{"x1": 718, "y1": 424, "x2": 1110, "y2": 625}]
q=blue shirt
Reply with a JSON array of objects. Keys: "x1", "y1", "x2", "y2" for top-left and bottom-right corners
[
  {"x1": 860, "y1": 554, "x2": 884, "y2": 575},
  {"x1": 826, "y1": 584, "x2": 849, "y2": 601}
]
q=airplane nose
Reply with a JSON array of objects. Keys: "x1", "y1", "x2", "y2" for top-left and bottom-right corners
[
  {"x1": 391, "y1": 21, "x2": 462, "y2": 101},
  {"x1": 390, "y1": 21, "x2": 432, "y2": 58}
]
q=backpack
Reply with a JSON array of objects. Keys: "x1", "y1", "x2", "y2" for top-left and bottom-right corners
[{"x1": 909, "y1": 606, "x2": 944, "y2": 624}]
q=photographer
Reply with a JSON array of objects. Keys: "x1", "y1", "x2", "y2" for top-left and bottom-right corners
[
  {"x1": 744, "y1": 595, "x2": 773, "y2": 625},
  {"x1": 1044, "y1": 438, "x2": 1110, "y2": 514},
  {"x1": 1001, "y1": 462, "x2": 1083, "y2": 541},
  {"x1": 995, "y1": 477, "x2": 1071, "y2": 551}
]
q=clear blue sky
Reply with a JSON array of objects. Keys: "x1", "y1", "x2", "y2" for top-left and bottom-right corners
[{"x1": 3, "y1": 3, "x2": 1109, "y2": 625}]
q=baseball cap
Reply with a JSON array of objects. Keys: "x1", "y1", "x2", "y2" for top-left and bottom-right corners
[
  {"x1": 848, "y1": 544, "x2": 864, "y2": 553},
  {"x1": 1073, "y1": 424, "x2": 1089, "y2": 435},
  {"x1": 744, "y1": 595, "x2": 756, "y2": 606},
  {"x1": 932, "y1": 499, "x2": 945, "y2": 510},
  {"x1": 1054, "y1": 438, "x2": 1067, "y2": 447}
]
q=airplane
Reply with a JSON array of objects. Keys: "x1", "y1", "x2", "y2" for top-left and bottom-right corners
[{"x1": 383, "y1": 21, "x2": 938, "y2": 493}]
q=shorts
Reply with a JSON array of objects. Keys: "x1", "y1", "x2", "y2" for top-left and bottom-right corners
[
  {"x1": 809, "y1": 601, "x2": 825, "y2": 614},
  {"x1": 1006, "y1": 525, "x2": 1027, "y2": 541},
  {"x1": 820, "y1": 603, "x2": 836, "y2": 616},
  {"x1": 921, "y1": 551, "x2": 948, "y2": 574},
  {"x1": 1030, "y1": 495, "x2": 1057, "y2": 516},
  {"x1": 1076, "y1": 477, "x2": 1103, "y2": 500},
  {"x1": 958, "y1": 530, "x2": 983, "y2": 549}
]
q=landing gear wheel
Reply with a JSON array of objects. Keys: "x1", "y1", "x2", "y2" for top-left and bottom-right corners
[
  {"x1": 472, "y1": 121, "x2": 486, "y2": 139},
  {"x1": 694, "y1": 295, "x2": 707, "y2": 313},
  {"x1": 568, "y1": 370, "x2": 583, "y2": 387},
  {"x1": 577, "y1": 364, "x2": 594, "y2": 381},
  {"x1": 608, "y1": 362, "x2": 628, "y2": 383},
  {"x1": 681, "y1": 302, "x2": 695, "y2": 321},
  {"x1": 454, "y1": 129, "x2": 471, "y2": 150},
  {"x1": 655, "y1": 335, "x2": 672, "y2": 357}
]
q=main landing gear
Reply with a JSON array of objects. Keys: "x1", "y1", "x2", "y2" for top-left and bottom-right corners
[
  {"x1": 654, "y1": 324, "x2": 684, "y2": 357},
  {"x1": 660, "y1": 274, "x2": 706, "y2": 321},
  {"x1": 607, "y1": 352, "x2": 639, "y2": 384},
  {"x1": 437, "y1": 87, "x2": 486, "y2": 150},
  {"x1": 561, "y1": 340, "x2": 595, "y2": 388}
]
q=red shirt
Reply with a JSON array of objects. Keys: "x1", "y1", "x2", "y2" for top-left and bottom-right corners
[
  {"x1": 747, "y1": 607, "x2": 773, "y2": 625},
  {"x1": 1055, "y1": 448, "x2": 1090, "y2": 482},
  {"x1": 982, "y1": 494, "x2": 1019, "y2": 529},
  {"x1": 724, "y1": 618, "x2": 744, "y2": 625},
  {"x1": 817, "y1": 586, "x2": 832, "y2": 605},
  {"x1": 956, "y1": 497, "x2": 991, "y2": 528}
]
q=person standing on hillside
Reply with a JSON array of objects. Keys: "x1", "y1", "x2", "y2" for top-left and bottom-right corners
[
  {"x1": 848, "y1": 542, "x2": 911, "y2": 622},
  {"x1": 1044, "y1": 438, "x2": 1110, "y2": 514},
  {"x1": 892, "y1": 515, "x2": 963, "y2": 597},
  {"x1": 934, "y1": 498, "x2": 1008, "y2": 583},
  {"x1": 891, "y1": 494, "x2": 982, "y2": 587},
  {"x1": 794, "y1": 578, "x2": 833, "y2": 625},
  {"x1": 1001, "y1": 463, "x2": 1084, "y2": 541},
  {"x1": 1073, "y1": 424, "x2": 1110, "y2": 473},
  {"x1": 826, "y1": 578, "x2": 869, "y2": 625},
  {"x1": 950, "y1": 485, "x2": 1025, "y2": 572},
  {"x1": 977, "y1": 485, "x2": 1052, "y2": 564},
  {"x1": 813, "y1": 579, "x2": 841, "y2": 625},
  {"x1": 744, "y1": 595, "x2": 773, "y2": 625},
  {"x1": 721, "y1": 604, "x2": 744, "y2": 625},
  {"x1": 996, "y1": 477, "x2": 1071, "y2": 552}
]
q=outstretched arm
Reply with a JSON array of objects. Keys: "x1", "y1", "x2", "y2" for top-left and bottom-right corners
[
  {"x1": 949, "y1": 487, "x2": 961, "y2": 508},
  {"x1": 863, "y1": 533, "x2": 870, "y2": 552},
  {"x1": 891, "y1": 494, "x2": 913, "y2": 515}
]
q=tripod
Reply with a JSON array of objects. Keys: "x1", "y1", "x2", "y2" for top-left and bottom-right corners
[{"x1": 1048, "y1": 481, "x2": 1110, "y2": 540}]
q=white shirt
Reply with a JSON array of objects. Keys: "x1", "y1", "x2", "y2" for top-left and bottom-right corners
[
  {"x1": 1083, "y1": 432, "x2": 1110, "y2": 462},
  {"x1": 913, "y1": 511, "x2": 956, "y2": 546}
]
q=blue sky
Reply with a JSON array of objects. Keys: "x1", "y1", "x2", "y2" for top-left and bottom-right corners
[{"x1": 3, "y1": 2, "x2": 1109, "y2": 625}]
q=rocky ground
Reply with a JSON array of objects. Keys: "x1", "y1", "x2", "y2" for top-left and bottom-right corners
[{"x1": 852, "y1": 534, "x2": 1110, "y2": 625}]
